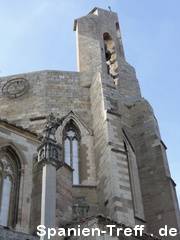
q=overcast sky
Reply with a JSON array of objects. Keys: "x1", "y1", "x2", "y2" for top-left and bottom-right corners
[{"x1": 0, "y1": 0, "x2": 180, "y2": 203}]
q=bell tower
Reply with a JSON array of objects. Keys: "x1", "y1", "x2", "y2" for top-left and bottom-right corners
[
  {"x1": 74, "y1": 7, "x2": 180, "y2": 239},
  {"x1": 74, "y1": 7, "x2": 125, "y2": 85},
  {"x1": 74, "y1": 7, "x2": 145, "y2": 227}
]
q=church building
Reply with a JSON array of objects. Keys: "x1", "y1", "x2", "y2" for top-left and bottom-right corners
[{"x1": 0, "y1": 7, "x2": 179, "y2": 240}]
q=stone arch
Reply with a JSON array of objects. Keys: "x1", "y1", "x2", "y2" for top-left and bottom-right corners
[
  {"x1": 62, "y1": 119, "x2": 81, "y2": 141},
  {"x1": 57, "y1": 110, "x2": 92, "y2": 142},
  {"x1": 103, "y1": 32, "x2": 114, "y2": 68},
  {"x1": 0, "y1": 141, "x2": 26, "y2": 167},
  {"x1": 103, "y1": 32, "x2": 118, "y2": 83},
  {"x1": 62, "y1": 119, "x2": 81, "y2": 184},
  {"x1": 56, "y1": 111, "x2": 95, "y2": 185},
  {"x1": 0, "y1": 142, "x2": 23, "y2": 227}
]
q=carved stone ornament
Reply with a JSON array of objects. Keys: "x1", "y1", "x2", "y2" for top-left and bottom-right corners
[
  {"x1": 40, "y1": 112, "x2": 66, "y2": 141},
  {"x1": 2, "y1": 78, "x2": 30, "y2": 98},
  {"x1": 37, "y1": 113, "x2": 67, "y2": 169},
  {"x1": 37, "y1": 140, "x2": 63, "y2": 170}
]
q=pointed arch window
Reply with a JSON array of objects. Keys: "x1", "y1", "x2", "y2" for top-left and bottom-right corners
[
  {"x1": 63, "y1": 120, "x2": 80, "y2": 185},
  {"x1": 0, "y1": 149, "x2": 20, "y2": 227}
]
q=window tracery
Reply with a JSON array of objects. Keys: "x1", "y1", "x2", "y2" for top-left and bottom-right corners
[
  {"x1": 0, "y1": 150, "x2": 20, "y2": 227},
  {"x1": 63, "y1": 120, "x2": 80, "y2": 185}
]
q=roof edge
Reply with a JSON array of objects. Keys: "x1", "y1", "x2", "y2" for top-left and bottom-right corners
[{"x1": 0, "y1": 118, "x2": 39, "y2": 138}]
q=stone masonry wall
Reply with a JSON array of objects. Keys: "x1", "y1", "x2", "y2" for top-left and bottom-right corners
[
  {"x1": 75, "y1": 8, "x2": 125, "y2": 75},
  {"x1": 90, "y1": 72, "x2": 135, "y2": 227},
  {"x1": 66, "y1": 216, "x2": 158, "y2": 240},
  {"x1": 101, "y1": 73, "x2": 135, "y2": 226},
  {"x1": 118, "y1": 59, "x2": 141, "y2": 105},
  {"x1": 29, "y1": 163, "x2": 42, "y2": 235},
  {"x1": 56, "y1": 164, "x2": 73, "y2": 227},
  {"x1": 72, "y1": 185, "x2": 98, "y2": 218},
  {"x1": 0, "y1": 122, "x2": 39, "y2": 234},
  {"x1": 0, "y1": 228, "x2": 39, "y2": 240},
  {"x1": 90, "y1": 72, "x2": 112, "y2": 217},
  {"x1": 0, "y1": 71, "x2": 91, "y2": 133},
  {"x1": 130, "y1": 99, "x2": 180, "y2": 239}
]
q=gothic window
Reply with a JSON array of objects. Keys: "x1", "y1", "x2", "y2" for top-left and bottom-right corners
[
  {"x1": 63, "y1": 120, "x2": 80, "y2": 185},
  {"x1": 0, "y1": 150, "x2": 20, "y2": 227}
]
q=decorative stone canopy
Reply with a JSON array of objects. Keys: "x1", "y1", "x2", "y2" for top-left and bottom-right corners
[{"x1": 37, "y1": 113, "x2": 66, "y2": 169}]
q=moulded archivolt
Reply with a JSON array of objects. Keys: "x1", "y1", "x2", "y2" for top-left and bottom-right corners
[{"x1": 59, "y1": 110, "x2": 93, "y2": 138}]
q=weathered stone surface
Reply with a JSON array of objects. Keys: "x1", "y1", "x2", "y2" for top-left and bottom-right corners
[{"x1": 0, "y1": 7, "x2": 179, "y2": 240}]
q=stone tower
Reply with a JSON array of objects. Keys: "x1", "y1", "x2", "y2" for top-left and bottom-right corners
[
  {"x1": 74, "y1": 7, "x2": 180, "y2": 237},
  {"x1": 0, "y1": 7, "x2": 179, "y2": 240}
]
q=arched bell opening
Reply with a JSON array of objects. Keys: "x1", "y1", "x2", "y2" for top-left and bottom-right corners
[{"x1": 103, "y1": 32, "x2": 119, "y2": 85}]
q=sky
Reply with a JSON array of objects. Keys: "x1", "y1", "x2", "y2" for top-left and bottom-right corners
[{"x1": 0, "y1": 1, "x2": 180, "y2": 203}]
